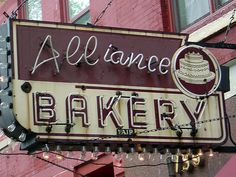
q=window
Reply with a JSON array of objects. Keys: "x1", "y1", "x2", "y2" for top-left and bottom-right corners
[
  {"x1": 215, "y1": 0, "x2": 231, "y2": 9},
  {"x1": 73, "y1": 10, "x2": 90, "y2": 24},
  {"x1": 172, "y1": 0, "x2": 233, "y2": 32},
  {"x1": 173, "y1": 0, "x2": 210, "y2": 32},
  {"x1": 26, "y1": 0, "x2": 42, "y2": 20},
  {"x1": 68, "y1": 0, "x2": 89, "y2": 20}
]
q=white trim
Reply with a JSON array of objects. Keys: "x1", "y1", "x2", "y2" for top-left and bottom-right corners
[{"x1": 188, "y1": 9, "x2": 236, "y2": 42}]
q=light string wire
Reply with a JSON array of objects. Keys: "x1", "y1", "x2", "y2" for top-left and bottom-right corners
[
  {"x1": 223, "y1": 8, "x2": 236, "y2": 42},
  {"x1": 1, "y1": 113, "x2": 228, "y2": 175},
  {"x1": 93, "y1": 0, "x2": 114, "y2": 25},
  {"x1": 0, "y1": 149, "x2": 202, "y2": 177},
  {"x1": 89, "y1": 114, "x2": 236, "y2": 142},
  {"x1": 35, "y1": 156, "x2": 86, "y2": 177},
  {"x1": 11, "y1": 0, "x2": 29, "y2": 19}
]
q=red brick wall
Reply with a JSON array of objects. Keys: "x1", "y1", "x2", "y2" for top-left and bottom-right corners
[
  {"x1": 0, "y1": 0, "x2": 62, "y2": 24},
  {"x1": 0, "y1": 148, "x2": 77, "y2": 177},
  {"x1": 41, "y1": 0, "x2": 61, "y2": 22},
  {"x1": 206, "y1": 26, "x2": 236, "y2": 64},
  {"x1": 90, "y1": 0, "x2": 167, "y2": 31},
  {"x1": 0, "y1": 0, "x2": 18, "y2": 24}
]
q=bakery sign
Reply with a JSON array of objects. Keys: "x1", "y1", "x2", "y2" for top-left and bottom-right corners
[{"x1": 6, "y1": 20, "x2": 226, "y2": 147}]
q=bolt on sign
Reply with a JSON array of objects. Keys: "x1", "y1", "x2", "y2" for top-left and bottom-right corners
[{"x1": 7, "y1": 19, "x2": 226, "y2": 149}]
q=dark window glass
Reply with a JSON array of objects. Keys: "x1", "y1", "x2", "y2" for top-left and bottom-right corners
[
  {"x1": 173, "y1": 0, "x2": 210, "y2": 31},
  {"x1": 215, "y1": 0, "x2": 232, "y2": 9}
]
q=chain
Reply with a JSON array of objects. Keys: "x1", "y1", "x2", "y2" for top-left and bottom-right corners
[
  {"x1": 89, "y1": 114, "x2": 236, "y2": 141},
  {"x1": 93, "y1": 0, "x2": 114, "y2": 25},
  {"x1": 223, "y1": 8, "x2": 236, "y2": 42},
  {"x1": 10, "y1": 0, "x2": 29, "y2": 19}
]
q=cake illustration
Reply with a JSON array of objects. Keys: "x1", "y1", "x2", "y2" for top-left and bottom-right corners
[{"x1": 176, "y1": 52, "x2": 215, "y2": 84}]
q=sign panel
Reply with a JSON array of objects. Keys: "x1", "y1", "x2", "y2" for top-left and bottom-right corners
[
  {"x1": 10, "y1": 20, "x2": 226, "y2": 146},
  {"x1": 172, "y1": 45, "x2": 221, "y2": 99}
]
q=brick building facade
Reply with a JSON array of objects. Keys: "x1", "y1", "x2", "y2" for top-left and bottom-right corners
[{"x1": 0, "y1": 0, "x2": 236, "y2": 177}]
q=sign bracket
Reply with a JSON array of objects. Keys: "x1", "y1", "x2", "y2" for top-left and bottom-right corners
[{"x1": 186, "y1": 41, "x2": 236, "y2": 49}]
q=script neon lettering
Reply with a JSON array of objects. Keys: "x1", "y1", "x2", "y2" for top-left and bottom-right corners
[
  {"x1": 66, "y1": 35, "x2": 99, "y2": 66},
  {"x1": 32, "y1": 35, "x2": 171, "y2": 75}
]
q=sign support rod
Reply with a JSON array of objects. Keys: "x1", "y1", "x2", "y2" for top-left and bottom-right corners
[{"x1": 186, "y1": 41, "x2": 236, "y2": 49}]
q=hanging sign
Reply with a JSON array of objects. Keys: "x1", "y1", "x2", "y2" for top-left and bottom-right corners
[
  {"x1": 9, "y1": 20, "x2": 226, "y2": 147},
  {"x1": 171, "y1": 45, "x2": 221, "y2": 99}
]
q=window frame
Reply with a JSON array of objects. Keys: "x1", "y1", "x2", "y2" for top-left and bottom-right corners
[
  {"x1": 70, "y1": 6, "x2": 90, "y2": 24},
  {"x1": 59, "y1": 0, "x2": 90, "y2": 24},
  {"x1": 25, "y1": 0, "x2": 42, "y2": 21},
  {"x1": 169, "y1": 0, "x2": 233, "y2": 32},
  {"x1": 18, "y1": 0, "x2": 43, "y2": 20}
]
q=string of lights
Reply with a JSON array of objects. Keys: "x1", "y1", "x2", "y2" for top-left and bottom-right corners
[
  {"x1": 0, "y1": 149, "x2": 205, "y2": 175},
  {"x1": 89, "y1": 113, "x2": 236, "y2": 142},
  {"x1": 48, "y1": 151, "x2": 203, "y2": 169}
]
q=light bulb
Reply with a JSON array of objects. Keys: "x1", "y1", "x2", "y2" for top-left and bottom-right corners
[
  {"x1": 42, "y1": 144, "x2": 50, "y2": 159},
  {"x1": 56, "y1": 145, "x2": 63, "y2": 160},
  {"x1": 198, "y1": 149, "x2": 203, "y2": 156},
  {"x1": 79, "y1": 144, "x2": 87, "y2": 160},
  {"x1": 176, "y1": 148, "x2": 181, "y2": 156},
  {"x1": 91, "y1": 152, "x2": 98, "y2": 160},
  {"x1": 56, "y1": 153, "x2": 63, "y2": 160},
  {"x1": 91, "y1": 145, "x2": 99, "y2": 160},
  {"x1": 117, "y1": 145, "x2": 123, "y2": 154},
  {"x1": 43, "y1": 152, "x2": 50, "y2": 160},
  {"x1": 138, "y1": 146, "x2": 148, "y2": 161},
  {"x1": 209, "y1": 149, "x2": 214, "y2": 157},
  {"x1": 80, "y1": 151, "x2": 86, "y2": 160},
  {"x1": 0, "y1": 76, "x2": 9, "y2": 83},
  {"x1": 66, "y1": 151, "x2": 73, "y2": 158},
  {"x1": 7, "y1": 123, "x2": 16, "y2": 132},
  {"x1": 104, "y1": 145, "x2": 112, "y2": 154},
  {"x1": 1, "y1": 102, "x2": 9, "y2": 109},
  {"x1": 138, "y1": 153, "x2": 145, "y2": 161},
  {"x1": 165, "y1": 148, "x2": 172, "y2": 161},
  {"x1": 149, "y1": 146, "x2": 158, "y2": 162},
  {"x1": 18, "y1": 132, "x2": 26, "y2": 142}
]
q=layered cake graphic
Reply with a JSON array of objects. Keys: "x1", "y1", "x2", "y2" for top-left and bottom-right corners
[{"x1": 177, "y1": 52, "x2": 215, "y2": 84}]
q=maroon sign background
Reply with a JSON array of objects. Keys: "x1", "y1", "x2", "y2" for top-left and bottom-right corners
[{"x1": 14, "y1": 21, "x2": 186, "y2": 88}]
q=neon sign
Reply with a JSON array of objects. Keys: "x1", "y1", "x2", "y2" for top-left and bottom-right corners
[
  {"x1": 9, "y1": 20, "x2": 226, "y2": 149},
  {"x1": 31, "y1": 35, "x2": 171, "y2": 75}
]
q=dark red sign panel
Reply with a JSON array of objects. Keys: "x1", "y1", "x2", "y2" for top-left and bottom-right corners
[
  {"x1": 15, "y1": 21, "x2": 186, "y2": 88},
  {"x1": 10, "y1": 20, "x2": 226, "y2": 147}
]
